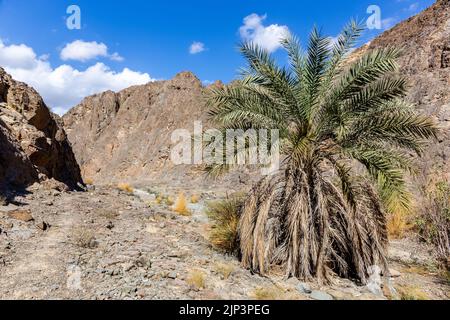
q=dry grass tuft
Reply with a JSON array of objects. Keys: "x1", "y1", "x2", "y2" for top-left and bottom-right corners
[
  {"x1": 156, "y1": 195, "x2": 164, "y2": 205},
  {"x1": 98, "y1": 209, "x2": 119, "y2": 220},
  {"x1": 165, "y1": 196, "x2": 175, "y2": 206},
  {"x1": 174, "y1": 193, "x2": 191, "y2": 216},
  {"x1": 71, "y1": 227, "x2": 96, "y2": 249},
  {"x1": 84, "y1": 178, "x2": 94, "y2": 186},
  {"x1": 251, "y1": 286, "x2": 287, "y2": 300},
  {"x1": 397, "y1": 285, "x2": 429, "y2": 300},
  {"x1": 186, "y1": 269, "x2": 206, "y2": 289},
  {"x1": 206, "y1": 195, "x2": 244, "y2": 255},
  {"x1": 117, "y1": 183, "x2": 134, "y2": 193},
  {"x1": 191, "y1": 194, "x2": 201, "y2": 204},
  {"x1": 214, "y1": 263, "x2": 235, "y2": 280},
  {"x1": 387, "y1": 209, "x2": 411, "y2": 239},
  {"x1": 416, "y1": 180, "x2": 450, "y2": 265}
]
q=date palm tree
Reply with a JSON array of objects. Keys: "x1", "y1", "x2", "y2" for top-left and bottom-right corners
[{"x1": 206, "y1": 21, "x2": 438, "y2": 283}]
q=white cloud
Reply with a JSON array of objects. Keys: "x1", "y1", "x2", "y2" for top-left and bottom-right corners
[
  {"x1": 189, "y1": 42, "x2": 206, "y2": 54},
  {"x1": 0, "y1": 41, "x2": 38, "y2": 69},
  {"x1": 381, "y1": 17, "x2": 398, "y2": 30},
  {"x1": 0, "y1": 39, "x2": 152, "y2": 115},
  {"x1": 202, "y1": 80, "x2": 214, "y2": 86},
  {"x1": 60, "y1": 40, "x2": 124, "y2": 62},
  {"x1": 407, "y1": 2, "x2": 420, "y2": 12},
  {"x1": 239, "y1": 14, "x2": 290, "y2": 53},
  {"x1": 110, "y1": 52, "x2": 124, "y2": 62}
]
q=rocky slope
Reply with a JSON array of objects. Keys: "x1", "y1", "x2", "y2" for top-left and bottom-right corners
[
  {"x1": 0, "y1": 67, "x2": 83, "y2": 194},
  {"x1": 64, "y1": 1, "x2": 449, "y2": 187},
  {"x1": 63, "y1": 72, "x2": 213, "y2": 186},
  {"x1": 356, "y1": 0, "x2": 450, "y2": 180},
  {"x1": 63, "y1": 73, "x2": 250, "y2": 188}
]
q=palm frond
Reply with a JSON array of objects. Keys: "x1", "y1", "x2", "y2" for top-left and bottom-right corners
[{"x1": 300, "y1": 27, "x2": 331, "y2": 122}]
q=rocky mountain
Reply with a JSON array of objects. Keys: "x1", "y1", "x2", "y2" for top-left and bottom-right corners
[
  {"x1": 356, "y1": 0, "x2": 450, "y2": 181},
  {"x1": 63, "y1": 72, "x2": 214, "y2": 186},
  {"x1": 0, "y1": 67, "x2": 83, "y2": 194},
  {"x1": 63, "y1": 72, "x2": 247, "y2": 188}
]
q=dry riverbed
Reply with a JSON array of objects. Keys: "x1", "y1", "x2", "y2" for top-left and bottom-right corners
[{"x1": 0, "y1": 185, "x2": 448, "y2": 300}]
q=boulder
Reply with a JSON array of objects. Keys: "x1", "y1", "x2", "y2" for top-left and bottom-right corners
[{"x1": 0, "y1": 67, "x2": 83, "y2": 193}]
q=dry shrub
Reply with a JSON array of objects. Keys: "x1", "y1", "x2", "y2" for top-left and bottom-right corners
[
  {"x1": 174, "y1": 193, "x2": 190, "y2": 216},
  {"x1": 98, "y1": 209, "x2": 119, "y2": 220},
  {"x1": 387, "y1": 207, "x2": 411, "y2": 239},
  {"x1": 71, "y1": 227, "x2": 96, "y2": 248},
  {"x1": 206, "y1": 195, "x2": 245, "y2": 255},
  {"x1": 396, "y1": 285, "x2": 429, "y2": 300},
  {"x1": 165, "y1": 196, "x2": 175, "y2": 206},
  {"x1": 84, "y1": 178, "x2": 94, "y2": 185},
  {"x1": 117, "y1": 183, "x2": 134, "y2": 193},
  {"x1": 191, "y1": 194, "x2": 201, "y2": 204},
  {"x1": 416, "y1": 180, "x2": 450, "y2": 266},
  {"x1": 186, "y1": 269, "x2": 206, "y2": 289},
  {"x1": 251, "y1": 286, "x2": 287, "y2": 300},
  {"x1": 215, "y1": 263, "x2": 235, "y2": 280},
  {"x1": 155, "y1": 195, "x2": 163, "y2": 205}
]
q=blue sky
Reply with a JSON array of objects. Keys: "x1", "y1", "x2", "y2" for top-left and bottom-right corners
[{"x1": 0, "y1": 0, "x2": 434, "y2": 114}]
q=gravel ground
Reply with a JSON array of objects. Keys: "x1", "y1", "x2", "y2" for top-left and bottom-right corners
[{"x1": 0, "y1": 185, "x2": 448, "y2": 300}]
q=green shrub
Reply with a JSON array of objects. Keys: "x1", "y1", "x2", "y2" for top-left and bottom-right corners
[
  {"x1": 417, "y1": 180, "x2": 450, "y2": 266},
  {"x1": 206, "y1": 195, "x2": 244, "y2": 255}
]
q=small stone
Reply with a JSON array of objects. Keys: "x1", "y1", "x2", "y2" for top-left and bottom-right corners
[
  {"x1": 106, "y1": 221, "x2": 114, "y2": 230},
  {"x1": 43, "y1": 200, "x2": 54, "y2": 206},
  {"x1": 0, "y1": 195, "x2": 8, "y2": 206},
  {"x1": 51, "y1": 190, "x2": 61, "y2": 197},
  {"x1": 0, "y1": 222, "x2": 13, "y2": 229},
  {"x1": 88, "y1": 239, "x2": 99, "y2": 249},
  {"x1": 167, "y1": 271, "x2": 178, "y2": 279},
  {"x1": 7, "y1": 209, "x2": 34, "y2": 222},
  {"x1": 127, "y1": 250, "x2": 141, "y2": 258},
  {"x1": 388, "y1": 268, "x2": 401, "y2": 278},
  {"x1": 310, "y1": 290, "x2": 334, "y2": 300},
  {"x1": 329, "y1": 290, "x2": 349, "y2": 300},
  {"x1": 136, "y1": 289, "x2": 147, "y2": 298},
  {"x1": 136, "y1": 256, "x2": 152, "y2": 269},
  {"x1": 37, "y1": 221, "x2": 50, "y2": 231},
  {"x1": 297, "y1": 282, "x2": 312, "y2": 294},
  {"x1": 123, "y1": 262, "x2": 135, "y2": 272},
  {"x1": 50, "y1": 284, "x2": 60, "y2": 291}
]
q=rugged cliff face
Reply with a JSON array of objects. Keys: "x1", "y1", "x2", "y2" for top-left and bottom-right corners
[
  {"x1": 0, "y1": 67, "x2": 83, "y2": 192},
  {"x1": 63, "y1": 72, "x2": 213, "y2": 185},
  {"x1": 356, "y1": 0, "x2": 450, "y2": 180}
]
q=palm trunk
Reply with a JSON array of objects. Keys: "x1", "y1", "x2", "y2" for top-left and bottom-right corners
[{"x1": 238, "y1": 167, "x2": 389, "y2": 284}]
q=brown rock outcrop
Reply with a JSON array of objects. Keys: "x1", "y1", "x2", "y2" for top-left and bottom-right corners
[
  {"x1": 63, "y1": 72, "x2": 211, "y2": 185},
  {"x1": 0, "y1": 67, "x2": 83, "y2": 193}
]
